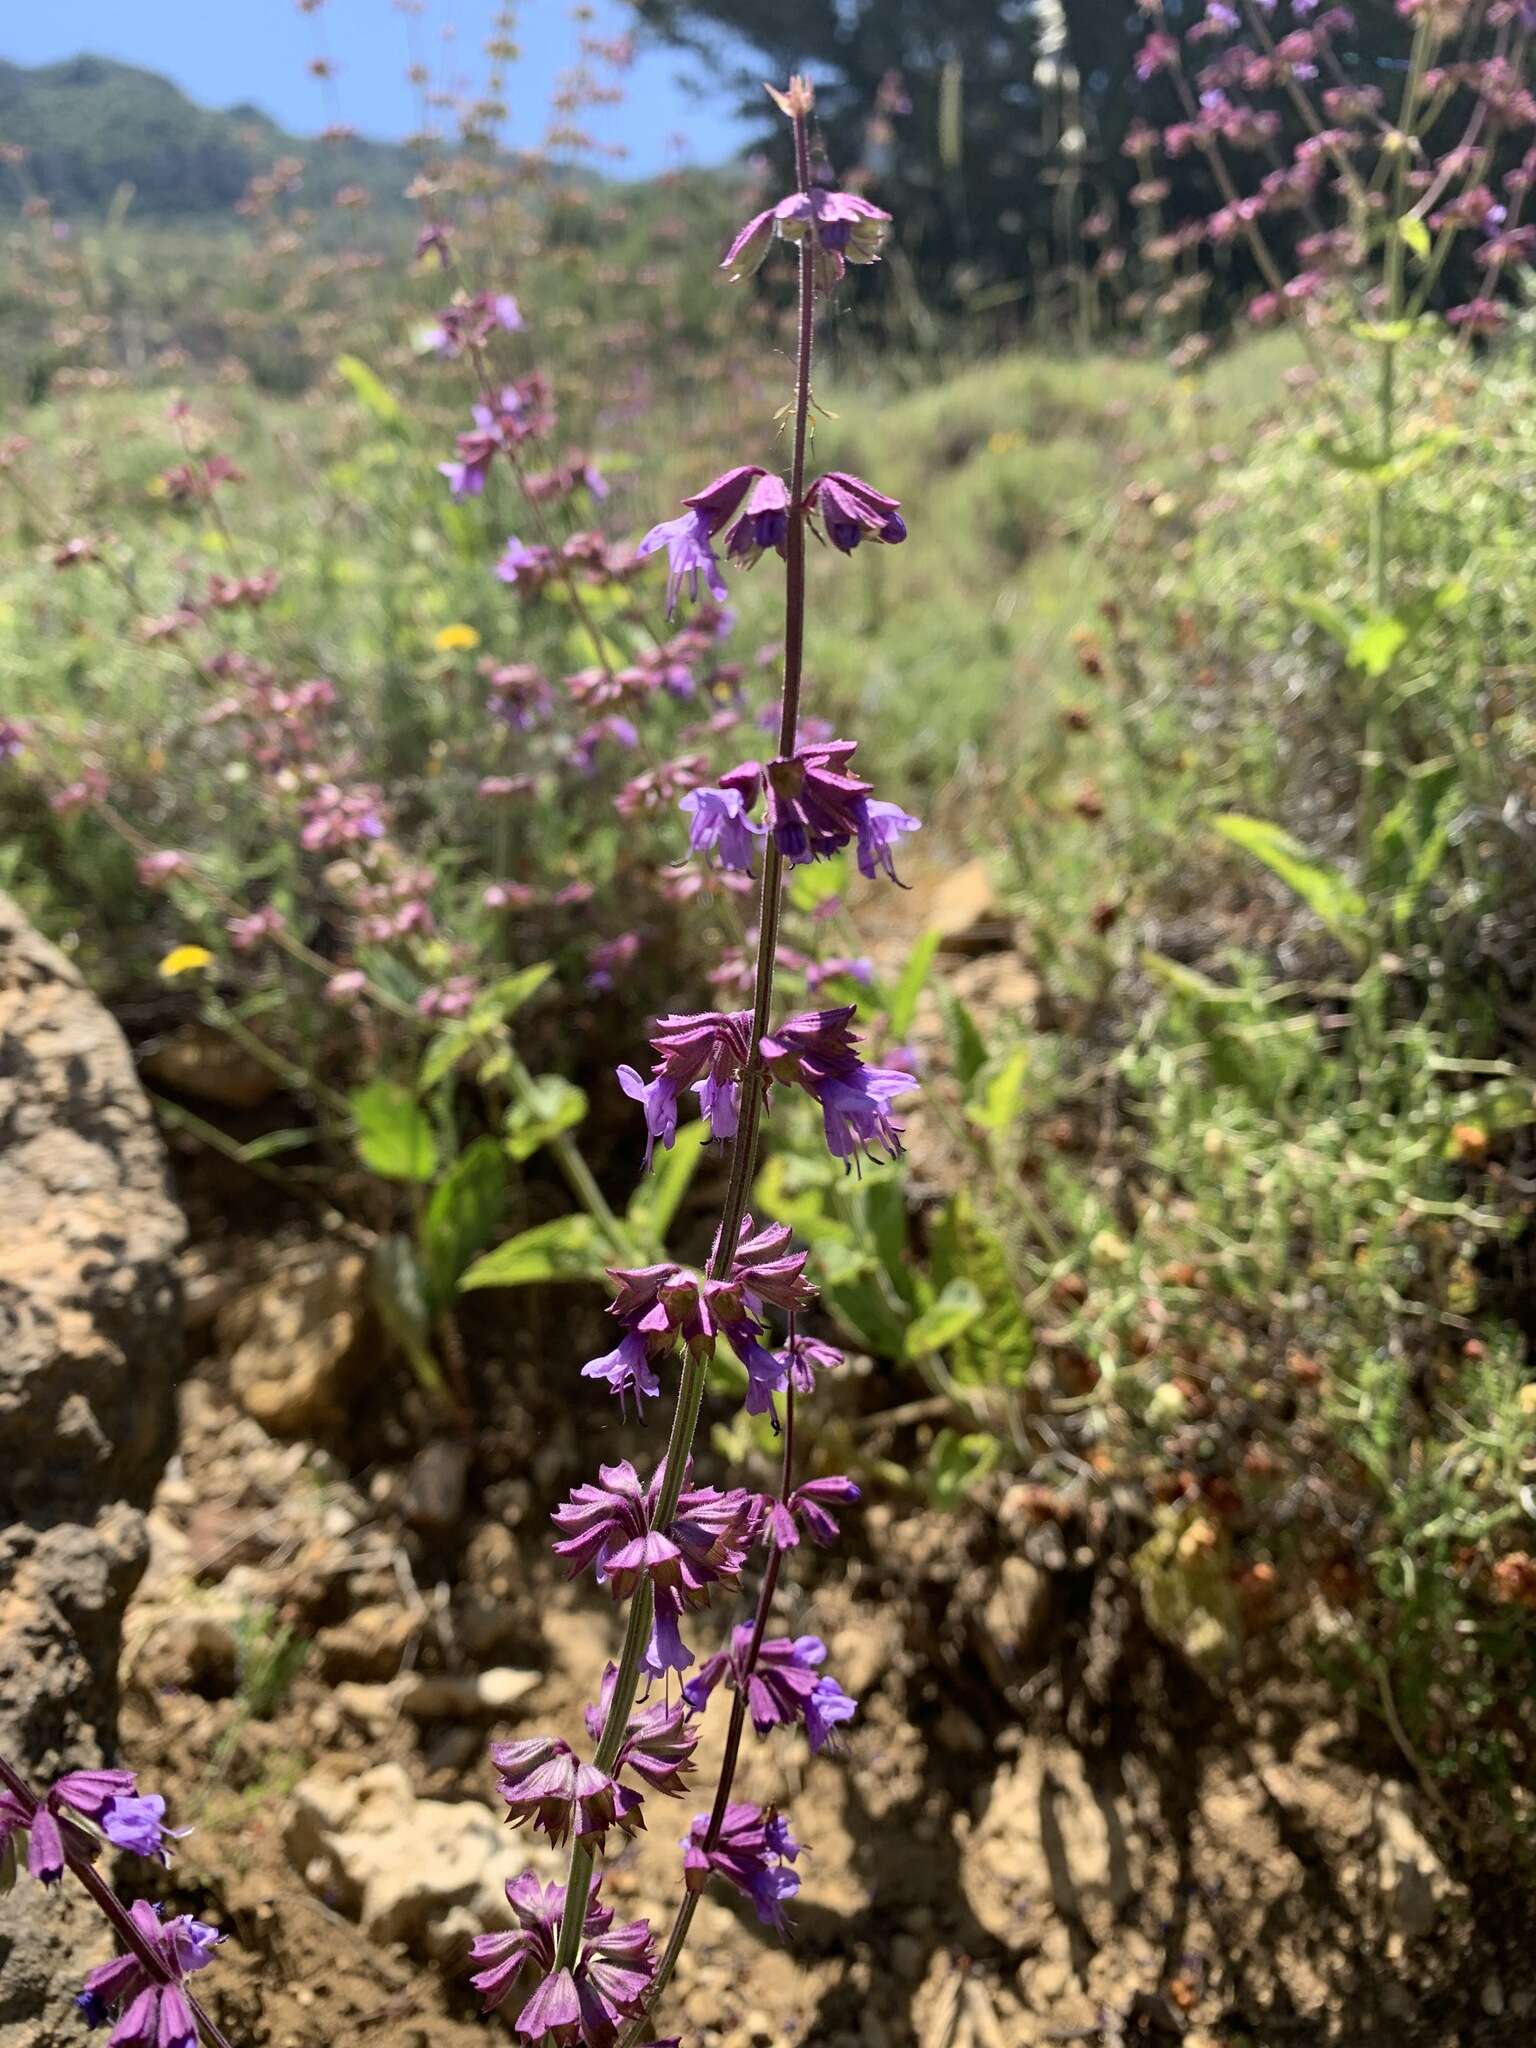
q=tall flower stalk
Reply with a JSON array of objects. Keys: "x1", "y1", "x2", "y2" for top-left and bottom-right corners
[{"x1": 467, "y1": 74, "x2": 912, "y2": 2045}]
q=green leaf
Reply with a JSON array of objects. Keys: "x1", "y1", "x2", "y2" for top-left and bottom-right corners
[
  {"x1": 753, "y1": 1148, "x2": 850, "y2": 1244},
  {"x1": 941, "y1": 993, "x2": 988, "y2": 1089},
  {"x1": 887, "y1": 929, "x2": 941, "y2": 1040},
  {"x1": 335, "y1": 354, "x2": 403, "y2": 431},
  {"x1": 905, "y1": 1277, "x2": 985, "y2": 1358},
  {"x1": 504, "y1": 1076, "x2": 588, "y2": 1162},
  {"x1": 351, "y1": 1079, "x2": 439, "y2": 1184},
  {"x1": 458, "y1": 1213, "x2": 607, "y2": 1290},
  {"x1": 236, "y1": 1127, "x2": 317, "y2": 1163},
  {"x1": 419, "y1": 1022, "x2": 480, "y2": 1093},
  {"x1": 422, "y1": 1138, "x2": 506, "y2": 1309},
  {"x1": 370, "y1": 1235, "x2": 444, "y2": 1396},
  {"x1": 1346, "y1": 612, "x2": 1409, "y2": 679},
  {"x1": 929, "y1": 1191, "x2": 1034, "y2": 1388},
  {"x1": 626, "y1": 1120, "x2": 710, "y2": 1249},
  {"x1": 862, "y1": 1172, "x2": 916, "y2": 1307},
  {"x1": 471, "y1": 964, "x2": 554, "y2": 1030},
  {"x1": 1212, "y1": 814, "x2": 1367, "y2": 950},
  {"x1": 926, "y1": 1428, "x2": 1001, "y2": 1508},
  {"x1": 1141, "y1": 952, "x2": 1261, "y2": 1006},
  {"x1": 965, "y1": 1046, "x2": 1031, "y2": 1134}
]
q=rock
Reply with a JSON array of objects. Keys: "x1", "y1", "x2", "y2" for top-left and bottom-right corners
[
  {"x1": 220, "y1": 1242, "x2": 371, "y2": 1435},
  {"x1": 1373, "y1": 1787, "x2": 1457, "y2": 1940},
  {"x1": 124, "y1": 1604, "x2": 240, "y2": 1697},
  {"x1": 403, "y1": 1438, "x2": 470, "y2": 1536},
  {"x1": 315, "y1": 1601, "x2": 417, "y2": 1682},
  {"x1": 978, "y1": 1555, "x2": 1051, "y2": 1689},
  {"x1": 139, "y1": 1018, "x2": 278, "y2": 1110},
  {"x1": 399, "y1": 1667, "x2": 541, "y2": 1720},
  {"x1": 0, "y1": 894, "x2": 184, "y2": 2046},
  {"x1": 925, "y1": 859, "x2": 1007, "y2": 954},
  {"x1": 284, "y1": 1760, "x2": 558, "y2": 1948}
]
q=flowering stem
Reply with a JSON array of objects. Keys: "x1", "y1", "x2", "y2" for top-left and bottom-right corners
[
  {"x1": 0, "y1": 1756, "x2": 237, "y2": 2048},
  {"x1": 552, "y1": 100, "x2": 819, "y2": 1980},
  {"x1": 620, "y1": 1388, "x2": 796, "y2": 2044}
]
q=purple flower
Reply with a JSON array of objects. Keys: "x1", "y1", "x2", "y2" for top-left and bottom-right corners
[
  {"x1": 550, "y1": 1460, "x2": 758, "y2": 1672},
  {"x1": 581, "y1": 1329, "x2": 663, "y2": 1416},
  {"x1": 855, "y1": 799, "x2": 921, "y2": 882},
  {"x1": 679, "y1": 784, "x2": 767, "y2": 875},
  {"x1": 1137, "y1": 30, "x2": 1181, "y2": 79},
  {"x1": 489, "y1": 1736, "x2": 641, "y2": 1850},
  {"x1": 782, "y1": 1332, "x2": 844, "y2": 1393},
  {"x1": 801, "y1": 471, "x2": 907, "y2": 552},
  {"x1": 683, "y1": 1803, "x2": 802, "y2": 1929},
  {"x1": 722, "y1": 189, "x2": 891, "y2": 287},
  {"x1": 0, "y1": 719, "x2": 27, "y2": 760},
  {"x1": 76, "y1": 1899, "x2": 220, "y2": 2046},
  {"x1": 587, "y1": 932, "x2": 641, "y2": 992},
  {"x1": 684, "y1": 1627, "x2": 857, "y2": 1752},
  {"x1": 762, "y1": 740, "x2": 869, "y2": 863},
  {"x1": 763, "y1": 1474, "x2": 861, "y2": 1550},
  {"x1": 635, "y1": 511, "x2": 727, "y2": 616},
  {"x1": 760, "y1": 1006, "x2": 916, "y2": 1165},
  {"x1": 636, "y1": 468, "x2": 770, "y2": 616},
  {"x1": 617, "y1": 1008, "x2": 753, "y2": 1164},
  {"x1": 468, "y1": 1873, "x2": 656, "y2": 2042},
  {"x1": 725, "y1": 473, "x2": 791, "y2": 564},
  {"x1": 495, "y1": 536, "x2": 556, "y2": 589}
]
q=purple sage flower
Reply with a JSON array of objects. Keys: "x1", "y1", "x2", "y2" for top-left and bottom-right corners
[
  {"x1": 75, "y1": 1899, "x2": 220, "y2": 2045},
  {"x1": 684, "y1": 1627, "x2": 857, "y2": 1752},
  {"x1": 617, "y1": 1008, "x2": 754, "y2": 1164},
  {"x1": 489, "y1": 1736, "x2": 641, "y2": 1850},
  {"x1": 683, "y1": 1803, "x2": 802, "y2": 1928},
  {"x1": 801, "y1": 471, "x2": 907, "y2": 552},
  {"x1": 722, "y1": 189, "x2": 892, "y2": 287},
  {"x1": 763, "y1": 1474, "x2": 861, "y2": 1550},
  {"x1": 679, "y1": 784, "x2": 767, "y2": 874},
  {"x1": 760, "y1": 1005, "x2": 917, "y2": 1165},
  {"x1": 468, "y1": 1872, "x2": 656, "y2": 2043}
]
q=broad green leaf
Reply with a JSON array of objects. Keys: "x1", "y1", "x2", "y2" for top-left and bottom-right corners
[
  {"x1": 470, "y1": 963, "x2": 553, "y2": 1031},
  {"x1": 1212, "y1": 814, "x2": 1366, "y2": 950},
  {"x1": 941, "y1": 993, "x2": 988, "y2": 1089},
  {"x1": 335, "y1": 354, "x2": 403, "y2": 431},
  {"x1": 370, "y1": 1235, "x2": 444, "y2": 1396},
  {"x1": 929, "y1": 1191, "x2": 1034, "y2": 1388},
  {"x1": 1346, "y1": 613, "x2": 1408, "y2": 678},
  {"x1": 626, "y1": 1120, "x2": 710, "y2": 1248},
  {"x1": 905, "y1": 1277, "x2": 985, "y2": 1357},
  {"x1": 458, "y1": 1213, "x2": 607, "y2": 1290},
  {"x1": 966, "y1": 1046, "x2": 1031, "y2": 1134},
  {"x1": 753, "y1": 1148, "x2": 851, "y2": 1244},
  {"x1": 887, "y1": 929, "x2": 941, "y2": 1040},
  {"x1": 351, "y1": 1078, "x2": 439, "y2": 1183},
  {"x1": 422, "y1": 1137, "x2": 506, "y2": 1309},
  {"x1": 505, "y1": 1076, "x2": 588, "y2": 1162}
]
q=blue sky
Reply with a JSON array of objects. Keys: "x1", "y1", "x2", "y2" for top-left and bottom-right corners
[{"x1": 3, "y1": 2, "x2": 752, "y2": 175}]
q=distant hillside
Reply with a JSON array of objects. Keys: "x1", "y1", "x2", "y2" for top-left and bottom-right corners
[{"x1": 0, "y1": 55, "x2": 416, "y2": 219}]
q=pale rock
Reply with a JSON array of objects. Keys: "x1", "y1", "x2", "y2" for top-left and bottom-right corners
[
  {"x1": 284, "y1": 1760, "x2": 559, "y2": 1949},
  {"x1": 1372, "y1": 1787, "x2": 1459, "y2": 1940},
  {"x1": 315, "y1": 1601, "x2": 417, "y2": 1681},
  {"x1": 221, "y1": 1243, "x2": 371, "y2": 1435}
]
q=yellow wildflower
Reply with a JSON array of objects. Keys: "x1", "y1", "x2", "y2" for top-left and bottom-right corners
[
  {"x1": 434, "y1": 623, "x2": 481, "y2": 652},
  {"x1": 158, "y1": 944, "x2": 214, "y2": 978}
]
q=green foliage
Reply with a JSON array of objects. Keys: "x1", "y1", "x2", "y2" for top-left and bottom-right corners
[
  {"x1": 421, "y1": 1138, "x2": 507, "y2": 1311},
  {"x1": 233, "y1": 1603, "x2": 309, "y2": 1720},
  {"x1": 458, "y1": 1214, "x2": 608, "y2": 1291},
  {"x1": 350, "y1": 1080, "x2": 439, "y2": 1185}
]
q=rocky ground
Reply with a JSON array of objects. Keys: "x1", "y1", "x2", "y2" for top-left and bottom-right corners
[{"x1": 105, "y1": 1202, "x2": 1534, "y2": 2048}]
